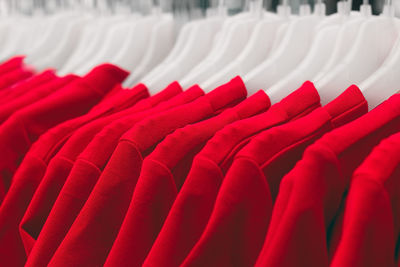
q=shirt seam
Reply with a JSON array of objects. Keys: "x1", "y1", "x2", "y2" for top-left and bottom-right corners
[
  {"x1": 147, "y1": 158, "x2": 178, "y2": 195},
  {"x1": 196, "y1": 155, "x2": 226, "y2": 180},
  {"x1": 75, "y1": 157, "x2": 103, "y2": 173},
  {"x1": 329, "y1": 100, "x2": 368, "y2": 127}
]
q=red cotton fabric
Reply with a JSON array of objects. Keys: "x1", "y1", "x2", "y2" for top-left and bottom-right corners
[
  {"x1": 331, "y1": 132, "x2": 400, "y2": 267},
  {"x1": 0, "y1": 56, "x2": 25, "y2": 76},
  {"x1": 0, "y1": 64, "x2": 128, "y2": 267},
  {"x1": 0, "y1": 74, "x2": 74, "y2": 124},
  {"x1": 181, "y1": 85, "x2": 368, "y2": 267},
  {"x1": 0, "y1": 70, "x2": 57, "y2": 105},
  {"x1": 18, "y1": 83, "x2": 150, "y2": 254},
  {"x1": 25, "y1": 83, "x2": 203, "y2": 267},
  {"x1": 0, "y1": 65, "x2": 35, "y2": 90},
  {"x1": 143, "y1": 81, "x2": 321, "y2": 267},
  {"x1": 19, "y1": 83, "x2": 179, "y2": 255},
  {"x1": 0, "y1": 64, "x2": 127, "y2": 199},
  {"x1": 48, "y1": 77, "x2": 247, "y2": 267},
  {"x1": 0, "y1": 74, "x2": 79, "y2": 197},
  {"x1": 255, "y1": 90, "x2": 400, "y2": 267},
  {"x1": 105, "y1": 90, "x2": 271, "y2": 266}
]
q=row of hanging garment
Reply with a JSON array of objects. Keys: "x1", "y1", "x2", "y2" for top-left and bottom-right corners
[{"x1": 0, "y1": 0, "x2": 399, "y2": 266}]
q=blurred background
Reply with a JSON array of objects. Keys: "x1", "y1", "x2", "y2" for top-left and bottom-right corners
[{"x1": 0, "y1": 0, "x2": 395, "y2": 22}]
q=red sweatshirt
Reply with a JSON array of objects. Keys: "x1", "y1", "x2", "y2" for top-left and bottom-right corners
[
  {"x1": 25, "y1": 84, "x2": 203, "y2": 267},
  {"x1": 48, "y1": 77, "x2": 248, "y2": 267},
  {"x1": 255, "y1": 91, "x2": 400, "y2": 267},
  {"x1": 143, "y1": 81, "x2": 321, "y2": 267},
  {"x1": 331, "y1": 132, "x2": 400, "y2": 267},
  {"x1": 19, "y1": 84, "x2": 178, "y2": 255},
  {"x1": 181, "y1": 85, "x2": 368, "y2": 267},
  {"x1": 0, "y1": 56, "x2": 25, "y2": 76},
  {"x1": 0, "y1": 74, "x2": 75, "y2": 124},
  {"x1": 0, "y1": 70, "x2": 56, "y2": 105},
  {"x1": 105, "y1": 90, "x2": 270, "y2": 266},
  {"x1": 0, "y1": 65, "x2": 35, "y2": 90},
  {"x1": 0, "y1": 64, "x2": 129, "y2": 267}
]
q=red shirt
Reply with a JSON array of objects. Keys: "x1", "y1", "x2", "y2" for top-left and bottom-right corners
[
  {"x1": 0, "y1": 56, "x2": 25, "y2": 76},
  {"x1": 0, "y1": 64, "x2": 128, "y2": 198},
  {"x1": 0, "y1": 64, "x2": 129, "y2": 267},
  {"x1": 181, "y1": 85, "x2": 368, "y2": 267},
  {"x1": 48, "y1": 77, "x2": 248, "y2": 267},
  {"x1": 0, "y1": 74, "x2": 75, "y2": 124},
  {"x1": 19, "y1": 84, "x2": 178, "y2": 255},
  {"x1": 0, "y1": 70, "x2": 57, "y2": 105},
  {"x1": 143, "y1": 81, "x2": 321, "y2": 267},
  {"x1": 25, "y1": 84, "x2": 203, "y2": 267},
  {"x1": 255, "y1": 91, "x2": 400, "y2": 267},
  {"x1": 331, "y1": 132, "x2": 400, "y2": 267},
  {"x1": 105, "y1": 90, "x2": 271, "y2": 266},
  {"x1": 0, "y1": 65, "x2": 35, "y2": 90}
]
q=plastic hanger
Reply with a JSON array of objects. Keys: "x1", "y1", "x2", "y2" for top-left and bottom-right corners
[
  {"x1": 196, "y1": 4, "x2": 265, "y2": 64},
  {"x1": 139, "y1": 21, "x2": 198, "y2": 84},
  {"x1": 180, "y1": 15, "x2": 259, "y2": 88},
  {"x1": 360, "y1": 0, "x2": 400, "y2": 110},
  {"x1": 315, "y1": 1, "x2": 399, "y2": 105},
  {"x1": 266, "y1": 0, "x2": 368, "y2": 103},
  {"x1": 107, "y1": 2, "x2": 167, "y2": 73},
  {"x1": 200, "y1": 3, "x2": 287, "y2": 91},
  {"x1": 0, "y1": 1, "x2": 30, "y2": 60},
  {"x1": 32, "y1": 15, "x2": 91, "y2": 71},
  {"x1": 182, "y1": 0, "x2": 286, "y2": 90},
  {"x1": 142, "y1": 16, "x2": 224, "y2": 94},
  {"x1": 23, "y1": 11, "x2": 80, "y2": 65},
  {"x1": 242, "y1": 0, "x2": 321, "y2": 95},
  {"x1": 312, "y1": 0, "x2": 371, "y2": 82},
  {"x1": 0, "y1": 11, "x2": 54, "y2": 61},
  {"x1": 141, "y1": 1, "x2": 252, "y2": 88},
  {"x1": 178, "y1": 6, "x2": 252, "y2": 85},
  {"x1": 73, "y1": 17, "x2": 139, "y2": 75},
  {"x1": 74, "y1": 0, "x2": 144, "y2": 76},
  {"x1": 60, "y1": 14, "x2": 132, "y2": 74},
  {"x1": 312, "y1": 16, "x2": 367, "y2": 81},
  {"x1": 269, "y1": 22, "x2": 290, "y2": 54},
  {"x1": 122, "y1": 7, "x2": 176, "y2": 86}
]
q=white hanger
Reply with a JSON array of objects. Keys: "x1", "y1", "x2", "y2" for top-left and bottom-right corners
[
  {"x1": 59, "y1": 14, "x2": 132, "y2": 74},
  {"x1": 243, "y1": 1, "x2": 321, "y2": 95},
  {"x1": 0, "y1": 14, "x2": 50, "y2": 61},
  {"x1": 266, "y1": 0, "x2": 365, "y2": 103},
  {"x1": 180, "y1": 17, "x2": 258, "y2": 89},
  {"x1": 177, "y1": 8, "x2": 250, "y2": 86},
  {"x1": 200, "y1": 7, "x2": 287, "y2": 91},
  {"x1": 140, "y1": 1, "x2": 255, "y2": 89},
  {"x1": 194, "y1": 8, "x2": 258, "y2": 66},
  {"x1": 269, "y1": 22, "x2": 290, "y2": 55},
  {"x1": 0, "y1": 4, "x2": 34, "y2": 60},
  {"x1": 122, "y1": 13, "x2": 176, "y2": 87},
  {"x1": 312, "y1": 16, "x2": 368, "y2": 81},
  {"x1": 267, "y1": 26, "x2": 341, "y2": 103},
  {"x1": 73, "y1": 0, "x2": 144, "y2": 75},
  {"x1": 180, "y1": 18, "x2": 236, "y2": 83},
  {"x1": 73, "y1": 18, "x2": 138, "y2": 75},
  {"x1": 23, "y1": 12, "x2": 80, "y2": 65},
  {"x1": 138, "y1": 21, "x2": 198, "y2": 84},
  {"x1": 142, "y1": 17, "x2": 224, "y2": 94},
  {"x1": 181, "y1": 0, "x2": 282, "y2": 90},
  {"x1": 315, "y1": 10, "x2": 399, "y2": 105},
  {"x1": 0, "y1": 22, "x2": 11, "y2": 53},
  {"x1": 32, "y1": 15, "x2": 91, "y2": 71},
  {"x1": 360, "y1": 3, "x2": 400, "y2": 109},
  {"x1": 108, "y1": 14, "x2": 160, "y2": 72}
]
